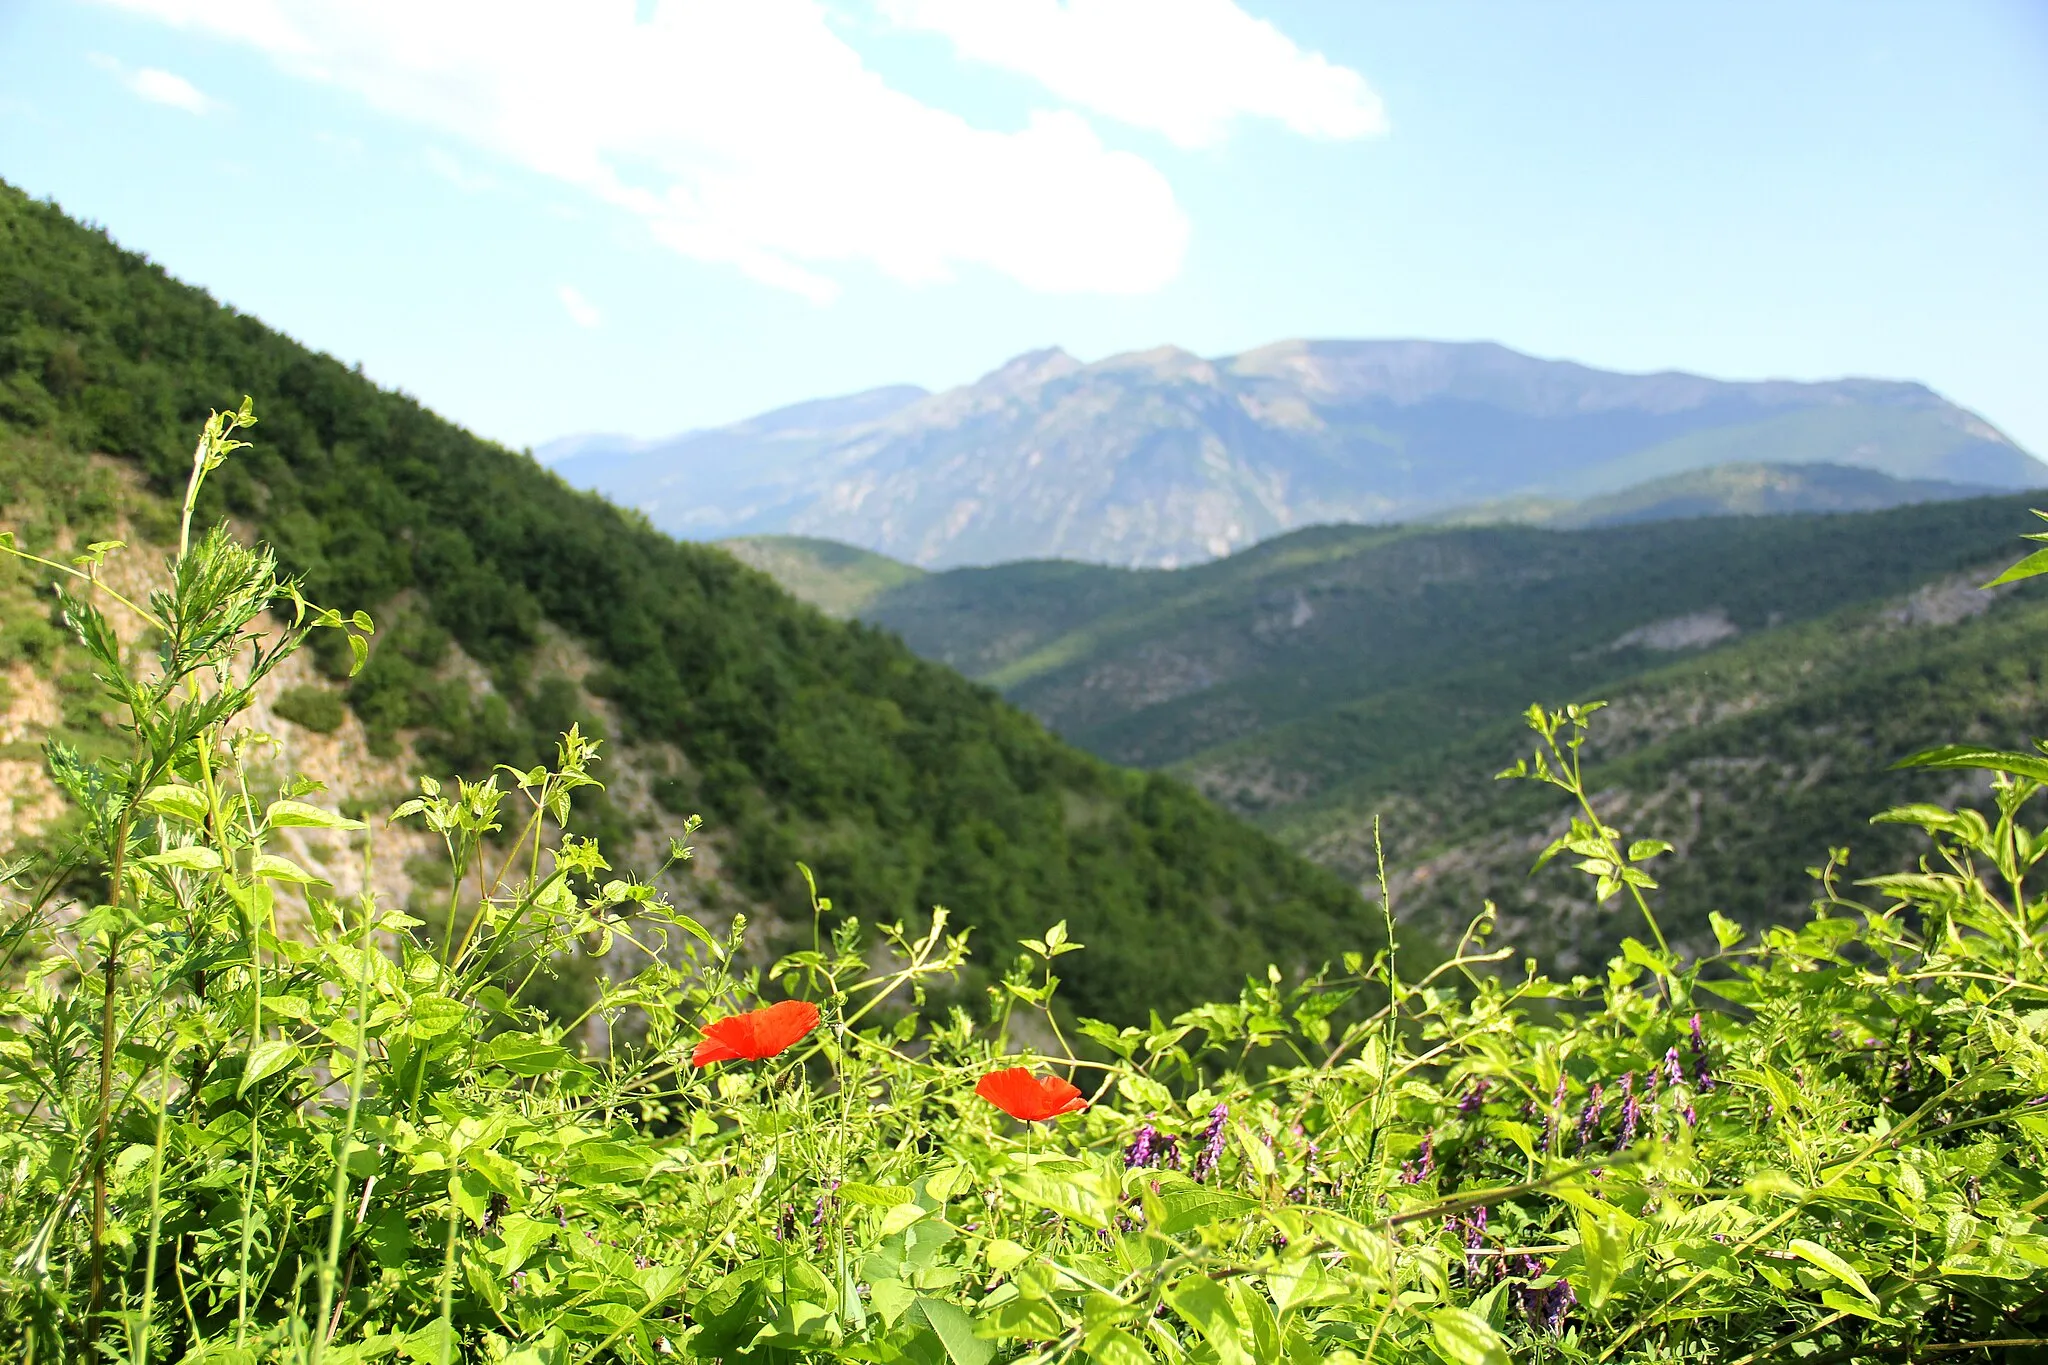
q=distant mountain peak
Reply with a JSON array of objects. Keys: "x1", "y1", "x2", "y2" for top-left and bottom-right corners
[{"x1": 548, "y1": 338, "x2": 2042, "y2": 568}]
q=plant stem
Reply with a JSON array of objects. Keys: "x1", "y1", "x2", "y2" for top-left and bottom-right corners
[
  {"x1": 313, "y1": 857, "x2": 379, "y2": 1365},
  {"x1": 133, "y1": 1040, "x2": 178, "y2": 1365},
  {"x1": 87, "y1": 797, "x2": 136, "y2": 1348}
]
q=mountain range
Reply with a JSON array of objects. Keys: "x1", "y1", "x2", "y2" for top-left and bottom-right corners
[{"x1": 545, "y1": 340, "x2": 2042, "y2": 568}]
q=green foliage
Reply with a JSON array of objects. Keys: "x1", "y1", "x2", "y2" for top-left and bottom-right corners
[
  {"x1": 0, "y1": 179, "x2": 1368, "y2": 1023},
  {"x1": 1, "y1": 428, "x2": 2043, "y2": 1362},
  {"x1": 273, "y1": 685, "x2": 347, "y2": 734}
]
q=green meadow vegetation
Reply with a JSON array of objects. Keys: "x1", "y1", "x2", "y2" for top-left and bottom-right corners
[{"x1": 0, "y1": 411, "x2": 2044, "y2": 1363}]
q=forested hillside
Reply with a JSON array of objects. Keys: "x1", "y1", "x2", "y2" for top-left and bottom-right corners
[
  {"x1": 0, "y1": 181, "x2": 1375, "y2": 1020},
  {"x1": 734, "y1": 500, "x2": 2047, "y2": 966}
]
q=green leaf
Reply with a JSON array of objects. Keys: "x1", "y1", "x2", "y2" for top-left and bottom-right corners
[
  {"x1": 839, "y1": 1181, "x2": 915, "y2": 1207},
  {"x1": 1014, "y1": 1164, "x2": 1117, "y2": 1231},
  {"x1": 236, "y1": 1039, "x2": 300, "y2": 1096},
  {"x1": 264, "y1": 799, "x2": 366, "y2": 831},
  {"x1": 137, "y1": 784, "x2": 208, "y2": 825},
  {"x1": 1709, "y1": 911, "x2": 1744, "y2": 949},
  {"x1": 1984, "y1": 544, "x2": 2048, "y2": 586},
  {"x1": 879, "y1": 1201, "x2": 927, "y2": 1236},
  {"x1": 867, "y1": 1276, "x2": 916, "y2": 1327},
  {"x1": 1577, "y1": 1210, "x2": 1624, "y2": 1312},
  {"x1": 1084, "y1": 1327, "x2": 1153, "y2": 1365},
  {"x1": 1164, "y1": 1275, "x2": 1250, "y2": 1365},
  {"x1": 1429, "y1": 1307, "x2": 1510, "y2": 1365},
  {"x1": 405, "y1": 994, "x2": 467, "y2": 1039},
  {"x1": 565, "y1": 1140, "x2": 656, "y2": 1185},
  {"x1": 476, "y1": 1035, "x2": 578, "y2": 1076},
  {"x1": 1893, "y1": 745, "x2": 2048, "y2": 783},
  {"x1": 1787, "y1": 1238, "x2": 1878, "y2": 1306},
  {"x1": 1158, "y1": 1186, "x2": 1258, "y2": 1235},
  {"x1": 914, "y1": 1297, "x2": 993, "y2": 1365},
  {"x1": 252, "y1": 852, "x2": 326, "y2": 884},
  {"x1": 141, "y1": 846, "x2": 223, "y2": 872}
]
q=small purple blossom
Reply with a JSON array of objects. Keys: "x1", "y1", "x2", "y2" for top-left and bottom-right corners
[
  {"x1": 1399, "y1": 1132, "x2": 1436, "y2": 1185},
  {"x1": 1539, "y1": 1277, "x2": 1576, "y2": 1334},
  {"x1": 1575, "y1": 1082, "x2": 1606, "y2": 1153},
  {"x1": 1616, "y1": 1072, "x2": 1640, "y2": 1151},
  {"x1": 1125, "y1": 1123, "x2": 1162, "y2": 1169},
  {"x1": 1690, "y1": 1013, "x2": 1716, "y2": 1091},
  {"x1": 1664, "y1": 1046, "x2": 1684, "y2": 1091},
  {"x1": 1511, "y1": 1256, "x2": 1575, "y2": 1335},
  {"x1": 1460, "y1": 1205, "x2": 1489, "y2": 1281},
  {"x1": 1192, "y1": 1103, "x2": 1229, "y2": 1183},
  {"x1": 1458, "y1": 1078, "x2": 1492, "y2": 1116}
]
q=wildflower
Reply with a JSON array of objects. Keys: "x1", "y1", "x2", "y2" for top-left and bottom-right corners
[
  {"x1": 1689, "y1": 1013, "x2": 1715, "y2": 1091},
  {"x1": 1458, "y1": 1078, "x2": 1491, "y2": 1116},
  {"x1": 1575, "y1": 1082, "x2": 1605, "y2": 1153},
  {"x1": 1663, "y1": 1046, "x2": 1683, "y2": 1091},
  {"x1": 1192, "y1": 1103, "x2": 1229, "y2": 1182},
  {"x1": 1682, "y1": 1101, "x2": 1697, "y2": 1128},
  {"x1": 1539, "y1": 1277, "x2": 1576, "y2": 1334},
  {"x1": 1124, "y1": 1123, "x2": 1162, "y2": 1169},
  {"x1": 691, "y1": 999, "x2": 821, "y2": 1067},
  {"x1": 1461, "y1": 1205, "x2": 1489, "y2": 1281},
  {"x1": 976, "y1": 1067, "x2": 1088, "y2": 1122},
  {"x1": 1400, "y1": 1131, "x2": 1436, "y2": 1184},
  {"x1": 1512, "y1": 1256, "x2": 1575, "y2": 1335},
  {"x1": 1615, "y1": 1072, "x2": 1639, "y2": 1151}
]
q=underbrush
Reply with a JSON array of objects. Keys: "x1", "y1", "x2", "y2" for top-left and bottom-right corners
[{"x1": 1, "y1": 411, "x2": 2043, "y2": 1363}]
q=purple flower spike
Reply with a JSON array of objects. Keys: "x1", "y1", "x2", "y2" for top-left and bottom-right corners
[
  {"x1": 1541, "y1": 1277, "x2": 1577, "y2": 1334},
  {"x1": 1664, "y1": 1047, "x2": 1684, "y2": 1091},
  {"x1": 1458, "y1": 1078, "x2": 1492, "y2": 1116},
  {"x1": 1616, "y1": 1073, "x2": 1640, "y2": 1151},
  {"x1": 1575, "y1": 1082, "x2": 1605, "y2": 1153},
  {"x1": 1192, "y1": 1103, "x2": 1229, "y2": 1183},
  {"x1": 1690, "y1": 1013, "x2": 1716, "y2": 1091},
  {"x1": 1124, "y1": 1123, "x2": 1161, "y2": 1170}
]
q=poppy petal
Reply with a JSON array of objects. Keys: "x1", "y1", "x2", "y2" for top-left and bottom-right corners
[
  {"x1": 751, "y1": 999, "x2": 821, "y2": 1057},
  {"x1": 691, "y1": 999, "x2": 821, "y2": 1066},
  {"x1": 976, "y1": 1067, "x2": 1087, "y2": 1122}
]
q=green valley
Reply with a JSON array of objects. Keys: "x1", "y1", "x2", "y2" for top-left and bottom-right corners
[{"x1": 731, "y1": 495, "x2": 2048, "y2": 965}]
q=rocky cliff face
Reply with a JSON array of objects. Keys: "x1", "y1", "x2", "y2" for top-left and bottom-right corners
[{"x1": 547, "y1": 339, "x2": 2042, "y2": 568}]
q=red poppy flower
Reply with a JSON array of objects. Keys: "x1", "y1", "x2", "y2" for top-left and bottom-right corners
[
  {"x1": 691, "y1": 999, "x2": 820, "y2": 1067},
  {"x1": 976, "y1": 1067, "x2": 1088, "y2": 1122}
]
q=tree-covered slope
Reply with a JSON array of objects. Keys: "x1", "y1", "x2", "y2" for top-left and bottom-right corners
[{"x1": 0, "y1": 181, "x2": 1374, "y2": 1021}]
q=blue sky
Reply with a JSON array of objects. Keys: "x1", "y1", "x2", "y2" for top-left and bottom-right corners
[{"x1": 2, "y1": 0, "x2": 2044, "y2": 456}]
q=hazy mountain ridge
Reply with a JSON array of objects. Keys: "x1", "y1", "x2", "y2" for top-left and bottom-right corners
[{"x1": 553, "y1": 339, "x2": 2041, "y2": 568}]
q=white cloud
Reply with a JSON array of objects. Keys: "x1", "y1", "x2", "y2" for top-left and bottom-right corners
[
  {"x1": 557, "y1": 285, "x2": 602, "y2": 329},
  {"x1": 878, "y1": 0, "x2": 1386, "y2": 149},
  {"x1": 90, "y1": 53, "x2": 221, "y2": 113},
  {"x1": 92, "y1": 0, "x2": 1199, "y2": 301}
]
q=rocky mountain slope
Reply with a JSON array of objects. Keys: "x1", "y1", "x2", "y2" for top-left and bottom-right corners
[{"x1": 550, "y1": 340, "x2": 2041, "y2": 568}]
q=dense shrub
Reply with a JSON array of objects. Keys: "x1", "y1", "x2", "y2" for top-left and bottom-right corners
[{"x1": 272, "y1": 684, "x2": 347, "y2": 734}]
